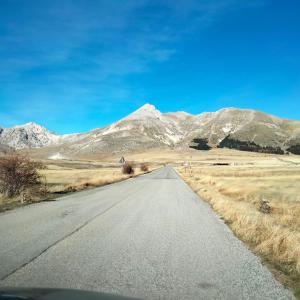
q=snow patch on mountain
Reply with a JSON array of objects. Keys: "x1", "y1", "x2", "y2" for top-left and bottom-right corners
[
  {"x1": 124, "y1": 103, "x2": 162, "y2": 120},
  {"x1": 49, "y1": 153, "x2": 66, "y2": 160},
  {"x1": 222, "y1": 123, "x2": 234, "y2": 133},
  {"x1": 102, "y1": 123, "x2": 134, "y2": 135}
]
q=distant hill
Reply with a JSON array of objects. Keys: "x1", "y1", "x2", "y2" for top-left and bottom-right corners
[
  {"x1": 1, "y1": 104, "x2": 300, "y2": 157},
  {"x1": 0, "y1": 122, "x2": 78, "y2": 150}
]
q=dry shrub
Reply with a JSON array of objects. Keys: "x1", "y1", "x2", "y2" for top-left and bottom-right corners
[
  {"x1": 259, "y1": 199, "x2": 271, "y2": 214},
  {"x1": 0, "y1": 154, "x2": 44, "y2": 199},
  {"x1": 122, "y1": 162, "x2": 135, "y2": 175},
  {"x1": 140, "y1": 163, "x2": 149, "y2": 172},
  {"x1": 178, "y1": 166, "x2": 300, "y2": 296}
]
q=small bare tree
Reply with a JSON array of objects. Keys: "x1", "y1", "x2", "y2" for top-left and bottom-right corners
[{"x1": 0, "y1": 154, "x2": 44, "y2": 199}]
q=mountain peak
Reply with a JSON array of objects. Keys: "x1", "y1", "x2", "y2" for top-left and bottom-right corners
[
  {"x1": 0, "y1": 121, "x2": 59, "y2": 149},
  {"x1": 14, "y1": 122, "x2": 43, "y2": 129},
  {"x1": 138, "y1": 103, "x2": 156, "y2": 111},
  {"x1": 124, "y1": 103, "x2": 162, "y2": 120}
]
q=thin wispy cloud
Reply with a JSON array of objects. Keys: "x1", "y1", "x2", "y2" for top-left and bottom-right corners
[
  {"x1": 0, "y1": 0, "x2": 265, "y2": 79},
  {"x1": 1, "y1": 0, "x2": 299, "y2": 133}
]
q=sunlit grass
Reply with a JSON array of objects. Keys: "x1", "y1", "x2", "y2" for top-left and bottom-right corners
[{"x1": 177, "y1": 162, "x2": 300, "y2": 297}]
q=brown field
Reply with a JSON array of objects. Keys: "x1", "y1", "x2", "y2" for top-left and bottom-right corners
[
  {"x1": 0, "y1": 158, "x2": 158, "y2": 212},
  {"x1": 172, "y1": 149, "x2": 300, "y2": 297}
]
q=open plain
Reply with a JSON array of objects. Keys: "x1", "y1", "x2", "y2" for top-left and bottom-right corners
[{"x1": 1, "y1": 148, "x2": 299, "y2": 298}]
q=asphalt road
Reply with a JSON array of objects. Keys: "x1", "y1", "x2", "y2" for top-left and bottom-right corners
[{"x1": 0, "y1": 167, "x2": 293, "y2": 299}]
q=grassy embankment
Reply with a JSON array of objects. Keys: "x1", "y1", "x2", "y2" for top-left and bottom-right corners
[{"x1": 175, "y1": 149, "x2": 300, "y2": 297}]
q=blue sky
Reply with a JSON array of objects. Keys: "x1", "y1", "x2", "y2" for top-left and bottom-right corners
[{"x1": 0, "y1": 0, "x2": 299, "y2": 134}]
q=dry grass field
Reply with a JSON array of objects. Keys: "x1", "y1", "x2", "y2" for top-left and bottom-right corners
[
  {"x1": 0, "y1": 158, "x2": 158, "y2": 212},
  {"x1": 41, "y1": 164, "x2": 139, "y2": 194},
  {"x1": 1, "y1": 148, "x2": 299, "y2": 295},
  {"x1": 174, "y1": 149, "x2": 300, "y2": 297}
]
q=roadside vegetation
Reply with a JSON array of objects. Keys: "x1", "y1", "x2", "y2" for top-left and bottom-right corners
[
  {"x1": 177, "y1": 162, "x2": 300, "y2": 297},
  {"x1": 0, "y1": 155, "x2": 153, "y2": 212},
  {"x1": 122, "y1": 162, "x2": 135, "y2": 175},
  {"x1": 140, "y1": 163, "x2": 149, "y2": 172},
  {"x1": 0, "y1": 154, "x2": 47, "y2": 208}
]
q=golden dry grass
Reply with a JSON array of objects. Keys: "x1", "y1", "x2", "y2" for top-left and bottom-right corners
[
  {"x1": 0, "y1": 159, "x2": 156, "y2": 211},
  {"x1": 176, "y1": 151, "x2": 300, "y2": 297},
  {"x1": 41, "y1": 164, "x2": 144, "y2": 193}
]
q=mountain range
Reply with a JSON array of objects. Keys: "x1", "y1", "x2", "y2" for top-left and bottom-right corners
[{"x1": 1, "y1": 104, "x2": 300, "y2": 157}]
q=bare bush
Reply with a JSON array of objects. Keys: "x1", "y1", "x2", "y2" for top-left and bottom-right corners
[
  {"x1": 122, "y1": 162, "x2": 135, "y2": 175},
  {"x1": 0, "y1": 154, "x2": 44, "y2": 199},
  {"x1": 140, "y1": 163, "x2": 149, "y2": 172},
  {"x1": 259, "y1": 199, "x2": 271, "y2": 214}
]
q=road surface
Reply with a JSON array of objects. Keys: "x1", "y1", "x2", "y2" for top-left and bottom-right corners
[{"x1": 0, "y1": 167, "x2": 293, "y2": 299}]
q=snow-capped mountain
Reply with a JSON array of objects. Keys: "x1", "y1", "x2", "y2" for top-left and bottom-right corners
[
  {"x1": 182, "y1": 107, "x2": 300, "y2": 154},
  {"x1": 0, "y1": 122, "x2": 58, "y2": 149},
  {"x1": 98, "y1": 103, "x2": 189, "y2": 146},
  {"x1": 0, "y1": 122, "x2": 76, "y2": 149},
  {"x1": 1, "y1": 104, "x2": 300, "y2": 156},
  {"x1": 124, "y1": 103, "x2": 163, "y2": 120},
  {"x1": 47, "y1": 104, "x2": 190, "y2": 156}
]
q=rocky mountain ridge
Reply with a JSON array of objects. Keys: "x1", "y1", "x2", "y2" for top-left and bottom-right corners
[
  {"x1": 1, "y1": 104, "x2": 300, "y2": 156},
  {"x1": 0, "y1": 122, "x2": 79, "y2": 150}
]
